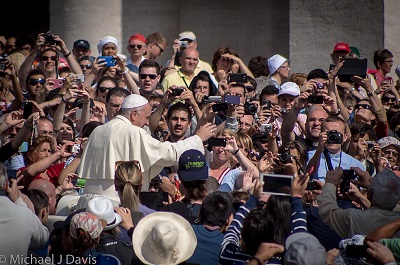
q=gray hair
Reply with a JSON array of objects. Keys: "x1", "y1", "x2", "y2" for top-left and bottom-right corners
[
  {"x1": 370, "y1": 168, "x2": 400, "y2": 210},
  {"x1": 0, "y1": 162, "x2": 8, "y2": 191}
]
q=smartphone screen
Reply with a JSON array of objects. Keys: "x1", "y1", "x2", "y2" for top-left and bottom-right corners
[
  {"x1": 343, "y1": 169, "x2": 357, "y2": 180},
  {"x1": 306, "y1": 181, "x2": 319, "y2": 190},
  {"x1": 23, "y1": 102, "x2": 33, "y2": 119},
  {"x1": 262, "y1": 173, "x2": 293, "y2": 196},
  {"x1": 75, "y1": 109, "x2": 83, "y2": 119},
  {"x1": 307, "y1": 95, "x2": 324, "y2": 104},
  {"x1": 345, "y1": 245, "x2": 369, "y2": 258},
  {"x1": 228, "y1": 73, "x2": 247, "y2": 83},
  {"x1": 208, "y1": 138, "x2": 226, "y2": 147}
]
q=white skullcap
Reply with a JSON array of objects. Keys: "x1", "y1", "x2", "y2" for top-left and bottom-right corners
[
  {"x1": 97, "y1": 36, "x2": 119, "y2": 54},
  {"x1": 268, "y1": 54, "x2": 287, "y2": 75},
  {"x1": 121, "y1": 94, "x2": 148, "y2": 109}
]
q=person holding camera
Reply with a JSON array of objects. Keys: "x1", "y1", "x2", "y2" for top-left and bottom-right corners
[{"x1": 306, "y1": 116, "x2": 365, "y2": 182}]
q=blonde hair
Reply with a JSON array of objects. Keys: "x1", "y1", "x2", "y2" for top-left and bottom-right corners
[{"x1": 114, "y1": 161, "x2": 142, "y2": 212}]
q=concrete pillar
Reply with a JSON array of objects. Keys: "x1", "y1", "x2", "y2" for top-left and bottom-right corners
[{"x1": 384, "y1": 0, "x2": 400, "y2": 77}]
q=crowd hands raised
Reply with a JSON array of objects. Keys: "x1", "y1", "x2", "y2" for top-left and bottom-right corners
[{"x1": 1, "y1": 30, "x2": 400, "y2": 264}]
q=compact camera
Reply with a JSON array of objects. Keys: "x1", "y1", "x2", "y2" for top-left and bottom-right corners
[
  {"x1": 327, "y1": 130, "x2": 343, "y2": 144},
  {"x1": 44, "y1": 32, "x2": 56, "y2": 45},
  {"x1": 316, "y1": 82, "x2": 324, "y2": 90},
  {"x1": 149, "y1": 175, "x2": 163, "y2": 190},
  {"x1": 202, "y1": 96, "x2": 222, "y2": 104},
  {"x1": 244, "y1": 102, "x2": 257, "y2": 115},
  {"x1": 179, "y1": 41, "x2": 189, "y2": 48},
  {"x1": 366, "y1": 141, "x2": 374, "y2": 149},
  {"x1": 69, "y1": 144, "x2": 81, "y2": 154},
  {"x1": 279, "y1": 152, "x2": 292, "y2": 164},
  {"x1": 260, "y1": 124, "x2": 273, "y2": 133},
  {"x1": 172, "y1": 87, "x2": 184, "y2": 96},
  {"x1": 281, "y1": 108, "x2": 289, "y2": 116}
]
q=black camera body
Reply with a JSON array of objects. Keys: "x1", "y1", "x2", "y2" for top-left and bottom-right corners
[
  {"x1": 327, "y1": 130, "x2": 343, "y2": 144},
  {"x1": 281, "y1": 108, "x2": 289, "y2": 116},
  {"x1": 44, "y1": 32, "x2": 56, "y2": 45},
  {"x1": 279, "y1": 152, "x2": 292, "y2": 164},
  {"x1": 244, "y1": 102, "x2": 257, "y2": 115},
  {"x1": 149, "y1": 175, "x2": 163, "y2": 190},
  {"x1": 202, "y1": 95, "x2": 222, "y2": 104},
  {"x1": 172, "y1": 88, "x2": 184, "y2": 96}
]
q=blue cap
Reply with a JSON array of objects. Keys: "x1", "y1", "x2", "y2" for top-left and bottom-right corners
[
  {"x1": 178, "y1": 150, "x2": 208, "y2": 181},
  {"x1": 73, "y1": 39, "x2": 90, "y2": 50}
]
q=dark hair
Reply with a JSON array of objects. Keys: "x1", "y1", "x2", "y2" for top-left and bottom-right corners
[
  {"x1": 106, "y1": 87, "x2": 130, "y2": 103},
  {"x1": 373, "y1": 48, "x2": 393, "y2": 69},
  {"x1": 81, "y1": 121, "x2": 103, "y2": 138},
  {"x1": 189, "y1": 70, "x2": 217, "y2": 96},
  {"x1": 241, "y1": 208, "x2": 275, "y2": 255},
  {"x1": 248, "y1": 56, "x2": 269, "y2": 78},
  {"x1": 264, "y1": 195, "x2": 291, "y2": 245},
  {"x1": 246, "y1": 76, "x2": 257, "y2": 90},
  {"x1": 78, "y1": 55, "x2": 95, "y2": 64},
  {"x1": 259, "y1": 85, "x2": 279, "y2": 104},
  {"x1": 307, "y1": 68, "x2": 328, "y2": 81},
  {"x1": 211, "y1": 46, "x2": 235, "y2": 72},
  {"x1": 26, "y1": 69, "x2": 46, "y2": 87},
  {"x1": 96, "y1": 76, "x2": 118, "y2": 95},
  {"x1": 180, "y1": 180, "x2": 207, "y2": 201},
  {"x1": 139, "y1": 59, "x2": 161, "y2": 75},
  {"x1": 199, "y1": 191, "x2": 234, "y2": 228},
  {"x1": 279, "y1": 140, "x2": 308, "y2": 167},
  {"x1": 349, "y1": 121, "x2": 376, "y2": 141},
  {"x1": 166, "y1": 101, "x2": 192, "y2": 120},
  {"x1": 61, "y1": 117, "x2": 76, "y2": 141},
  {"x1": 26, "y1": 188, "x2": 49, "y2": 215},
  {"x1": 15, "y1": 33, "x2": 35, "y2": 51}
]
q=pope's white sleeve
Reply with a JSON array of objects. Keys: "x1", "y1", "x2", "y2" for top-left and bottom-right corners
[{"x1": 174, "y1": 135, "x2": 205, "y2": 159}]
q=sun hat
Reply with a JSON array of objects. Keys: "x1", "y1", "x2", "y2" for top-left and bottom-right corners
[
  {"x1": 267, "y1": 54, "x2": 287, "y2": 74},
  {"x1": 284, "y1": 232, "x2": 326, "y2": 265},
  {"x1": 132, "y1": 212, "x2": 197, "y2": 264},
  {"x1": 87, "y1": 196, "x2": 122, "y2": 231}
]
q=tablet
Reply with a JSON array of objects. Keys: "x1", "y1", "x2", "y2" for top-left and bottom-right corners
[
  {"x1": 261, "y1": 173, "x2": 293, "y2": 196},
  {"x1": 337, "y1": 58, "x2": 368, "y2": 83}
]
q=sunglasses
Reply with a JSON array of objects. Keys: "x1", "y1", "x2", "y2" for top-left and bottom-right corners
[
  {"x1": 130, "y1": 44, "x2": 143, "y2": 49},
  {"x1": 354, "y1": 104, "x2": 372, "y2": 110},
  {"x1": 382, "y1": 97, "x2": 396, "y2": 103},
  {"x1": 29, "y1": 78, "x2": 46, "y2": 86},
  {"x1": 98, "y1": 86, "x2": 113, "y2": 93},
  {"x1": 154, "y1": 43, "x2": 164, "y2": 54},
  {"x1": 41, "y1": 56, "x2": 57, "y2": 61},
  {"x1": 80, "y1": 64, "x2": 92, "y2": 70},
  {"x1": 139, "y1": 74, "x2": 157, "y2": 80},
  {"x1": 245, "y1": 86, "x2": 255, "y2": 92},
  {"x1": 250, "y1": 151, "x2": 265, "y2": 160}
]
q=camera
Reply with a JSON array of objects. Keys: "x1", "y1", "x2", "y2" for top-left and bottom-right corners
[
  {"x1": 281, "y1": 108, "x2": 289, "y2": 116},
  {"x1": 244, "y1": 102, "x2": 257, "y2": 115},
  {"x1": 316, "y1": 82, "x2": 324, "y2": 90},
  {"x1": 366, "y1": 141, "x2": 374, "y2": 149},
  {"x1": 44, "y1": 31, "x2": 56, "y2": 45},
  {"x1": 179, "y1": 41, "x2": 188, "y2": 48},
  {"x1": 327, "y1": 130, "x2": 343, "y2": 144},
  {"x1": 279, "y1": 152, "x2": 292, "y2": 164},
  {"x1": 307, "y1": 95, "x2": 324, "y2": 104},
  {"x1": 172, "y1": 87, "x2": 184, "y2": 96},
  {"x1": 0, "y1": 62, "x2": 6, "y2": 71},
  {"x1": 149, "y1": 175, "x2": 163, "y2": 190},
  {"x1": 260, "y1": 124, "x2": 273, "y2": 133},
  {"x1": 69, "y1": 144, "x2": 81, "y2": 154},
  {"x1": 202, "y1": 95, "x2": 222, "y2": 104}
]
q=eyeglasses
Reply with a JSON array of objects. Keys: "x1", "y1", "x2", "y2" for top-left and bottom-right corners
[
  {"x1": 383, "y1": 150, "x2": 399, "y2": 158},
  {"x1": 80, "y1": 64, "x2": 92, "y2": 70},
  {"x1": 280, "y1": 65, "x2": 290, "y2": 69},
  {"x1": 382, "y1": 97, "x2": 396, "y2": 103},
  {"x1": 354, "y1": 104, "x2": 372, "y2": 110},
  {"x1": 139, "y1": 74, "x2": 157, "y2": 80},
  {"x1": 41, "y1": 56, "x2": 57, "y2": 61},
  {"x1": 245, "y1": 86, "x2": 255, "y2": 92},
  {"x1": 29, "y1": 78, "x2": 46, "y2": 86},
  {"x1": 130, "y1": 44, "x2": 143, "y2": 49},
  {"x1": 98, "y1": 86, "x2": 113, "y2": 93},
  {"x1": 154, "y1": 43, "x2": 164, "y2": 54}
]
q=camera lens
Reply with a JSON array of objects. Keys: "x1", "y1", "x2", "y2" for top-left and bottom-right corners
[
  {"x1": 279, "y1": 153, "x2": 292, "y2": 164},
  {"x1": 244, "y1": 102, "x2": 257, "y2": 115},
  {"x1": 327, "y1": 130, "x2": 343, "y2": 144},
  {"x1": 281, "y1": 108, "x2": 288, "y2": 116}
]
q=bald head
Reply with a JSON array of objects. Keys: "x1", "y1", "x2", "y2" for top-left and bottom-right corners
[
  {"x1": 180, "y1": 48, "x2": 199, "y2": 74},
  {"x1": 28, "y1": 179, "x2": 57, "y2": 215}
]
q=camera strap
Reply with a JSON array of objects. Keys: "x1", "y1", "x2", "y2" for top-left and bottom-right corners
[{"x1": 323, "y1": 148, "x2": 334, "y2": 171}]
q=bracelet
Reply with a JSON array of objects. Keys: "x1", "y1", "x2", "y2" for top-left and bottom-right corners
[
  {"x1": 232, "y1": 149, "x2": 240, "y2": 155},
  {"x1": 63, "y1": 51, "x2": 71, "y2": 57},
  {"x1": 249, "y1": 256, "x2": 262, "y2": 265},
  {"x1": 61, "y1": 96, "x2": 68, "y2": 104}
]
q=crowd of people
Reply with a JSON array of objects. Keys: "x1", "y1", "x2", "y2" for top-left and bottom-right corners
[{"x1": 1, "y1": 30, "x2": 400, "y2": 265}]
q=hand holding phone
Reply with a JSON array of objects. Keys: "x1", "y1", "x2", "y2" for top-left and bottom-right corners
[
  {"x1": 207, "y1": 137, "x2": 227, "y2": 147},
  {"x1": 23, "y1": 102, "x2": 33, "y2": 119}
]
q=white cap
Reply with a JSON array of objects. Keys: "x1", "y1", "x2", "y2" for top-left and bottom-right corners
[
  {"x1": 268, "y1": 54, "x2": 287, "y2": 74},
  {"x1": 121, "y1": 94, "x2": 148, "y2": 109},
  {"x1": 97, "y1": 35, "x2": 119, "y2": 54},
  {"x1": 178, "y1": 31, "x2": 196, "y2": 41},
  {"x1": 278, "y1": 82, "x2": 300, "y2": 97}
]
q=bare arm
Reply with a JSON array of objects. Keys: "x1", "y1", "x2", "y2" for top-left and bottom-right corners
[{"x1": 366, "y1": 218, "x2": 400, "y2": 242}]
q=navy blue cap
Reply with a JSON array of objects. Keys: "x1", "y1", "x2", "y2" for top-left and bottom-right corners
[
  {"x1": 178, "y1": 150, "x2": 208, "y2": 181},
  {"x1": 73, "y1": 39, "x2": 90, "y2": 50}
]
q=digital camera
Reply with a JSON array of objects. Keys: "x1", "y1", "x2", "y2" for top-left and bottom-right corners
[
  {"x1": 244, "y1": 102, "x2": 257, "y2": 115},
  {"x1": 260, "y1": 124, "x2": 273, "y2": 133},
  {"x1": 279, "y1": 152, "x2": 292, "y2": 164},
  {"x1": 327, "y1": 130, "x2": 343, "y2": 144},
  {"x1": 281, "y1": 108, "x2": 289, "y2": 116},
  {"x1": 44, "y1": 32, "x2": 56, "y2": 45},
  {"x1": 202, "y1": 96, "x2": 222, "y2": 104},
  {"x1": 316, "y1": 82, "x2": 324, "y2": 89},
  {"x1": 172, "y1": 87, "x2": 184, "y2": 96}
]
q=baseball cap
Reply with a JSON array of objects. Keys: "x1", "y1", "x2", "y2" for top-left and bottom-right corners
[
  {"x1": 333, "y1": 42, "x2": 351, "y2": 53},
  {"x1": 284, "y1": 232, "x2": 326, "y2": 265},
  {"x1": 178, "y1": 149, "x2": 208, "y2": 182},
  {"x1": 128, "y1": 34, "x2": 146, "y2": 43},
  {"x1": 73, "y1": 39, "x2": 90, "y2": 50},
  {"x1": 278, "y1": 82, "x2": 300, "y2": 97},
  {"x1": 178, "y1": 31, "x2": 196, "y2": 41}
]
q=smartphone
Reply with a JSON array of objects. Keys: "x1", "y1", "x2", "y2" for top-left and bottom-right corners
[
  {"x1": 384, "y1": 76, "x2": 393, "y2": 85},
  {"x1": 208, "y1": 137, "x2": 227, "y2": 147},
  {"x1": 212, "y1": 103, "x2": 229, "y2": 112},
  {"x1": 139, "y1": 191, "x2": 169, "y2": 210},
  {"x1": 23, "y1": 101, "x2": 33, "y2": 119},
  {"x1": 307, "y1": 95, "x2": 324, "y2": 104},
  {"x1": 340, "y1": 179, "x2": 351, "y2": 195},
  {"x1": 224, "y1": 95, "x2": 241, "y2": 105},
  {"x1": 261, "y1": 100, "x2": 272, "y2": 110},
  {"x1": 345, "y1": 245, "x2": 369, "y2": 258},
  {"x1": 261, "y1": 173, "x2": 293, "y2": 196},
  {"x1": 98, "y1": 56, "x2": 117, "y2": 67},
  {"x1": 75, "y1": 109, "x2": 83, "y2": 119},
  {"x1": 69, "y1": 144, "x2": 80, "y2": 154},
  {"x1": 306, "y1": 181, "x2": 319, "y2": 190},
  {"x1": 343, "y1": 169, "x2": 357, "y2": 180},
  {"x1": 50, "y1": 78, "x2": 64, "y2": 89},
  {"x1": 70, "y1": 74, "x2": 84, "y2": 85},
  {"x1": 228, "y1": 73, "x2": 247, "y2": 83},
  {"x1": 19, "y1": 142, "x2": 28, "y2": 153}
]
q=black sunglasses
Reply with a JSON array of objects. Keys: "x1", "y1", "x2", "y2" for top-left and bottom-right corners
[
  {"x1": 245, "y1": 86, "x2": 255, "y2": 92},
  {"x1": 382, "y1": 97, "x2": 396, "y2": 103},
  {"x1": 80, "y1": 64, "x2": 92, "y2": 70},
  {"x1": 154, "y1": 43, "x2": 164, "y2": 54},
  {"x1": 41, "y1": 56, "x2": 57, "y2": 61},
  {"x1": 130, "y1": 44, "x2": 143, "y2": 49},
  {"x1": 139, "y1": 74, "x2": 157, "y2": 80},
  {"x1": 29, "y1": 78, "x2": 46, "y2": 86},
  {"x1": 250, "y1": 151, "x2": 265, "y2": 160},
  {"x1": 354, "y1": 104, "x2": 372, "y2": 110},
  {"x1": 98, "y1": 86, "x2": 114, "y2": 93}
]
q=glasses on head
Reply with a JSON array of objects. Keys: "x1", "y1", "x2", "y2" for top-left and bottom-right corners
[
  {"x1": 154, "y1": 43, "x2": 164, "y2": 54},
  {"x1": 29, "y1": 78, "x2": 46, "y2": 86},
  {"x1": 98, "y1": 86, "x2": 114, "y2": 93},
  {"x1": 80, "y1": 64, "x2": 92, "y2": 70},
  {"x1": 354, "y1": 104, "x2": 372, "y2": 110},
  {"x1": 383, "y1": 150, "x2": 399, "y2": 158},
  {"x1": 382, "y1": 97, "x2": 396, "y2": 103},
  {"x1": 41, "y1": 56, "x2": 57, "y2": 61},
  {"x1": 130, "y1": 44, "x2": 143, "y2": 49},
  {"x1": 139, "y1": 74, "x2": 157, "y2": 80}
]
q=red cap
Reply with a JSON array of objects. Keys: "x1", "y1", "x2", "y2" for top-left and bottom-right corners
[
  {"x1": 333, "y1": 42, "x2": 350, "y2": 52},
  {"x1": 128, "y1": 34, "x2": 146, "y2": 43}
]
